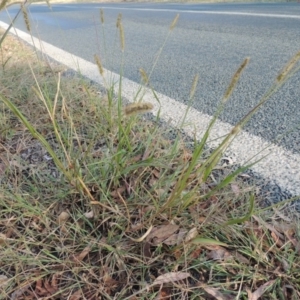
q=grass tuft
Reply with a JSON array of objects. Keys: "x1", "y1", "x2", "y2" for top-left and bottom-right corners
[{"x1": 0, "y1": 7, "x2": 300, "y2": 300}]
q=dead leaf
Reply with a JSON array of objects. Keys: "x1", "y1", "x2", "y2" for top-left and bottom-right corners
[
  {"x1": 152, "y1": 272, "x2": 190, "y2": 286},
  {"x1": 185, "y1": 227, "x2": 198, "y2": 243},
  {"x1": 203, "y1": 286, "x2": 234, "y2": 300},
  {"x1": 57, "y1": 211, "x2": 69, "y2": 225},
  {"x1": 44, "y1": 277, "x2": 58, "y2": 294},
  {"x1": 190, "y1": 247, "x2": 202, "y2": 259},
  {"x1": 271, "y1": 231, "x2": 284, "y2": 247},
  {"x1": 0, "y1": 275, "x2": 8, "y2": 288},
  {"x1": 208, "y1": 246, "x2": 231, "y2": 261},
  {"x1": 247, "y1": 280, "x2": 275, "y2": 300},
  {"x1": 83, "y1": 210, "x2": 94, "y2": 219},
  {"x1": 143, "y1": 242, "x2": 152, "y2": 259},
  {"x1": 155, "y1": 189, "x2": 166, "y2": 197},
  {"x1": 152, "y1": 168, "x2": 160, "y2": 178},
  {"x1": 110, "y1": 186, "x2": 126, "y2": 198},
  {"x1": 231, "y1": 251, "x2": 250, "y2": 264},
  {"x1": 147, "y1": 225, "x2": 179, "y2": 246},
  {"x1": 163, "y1": 228, "x2": 187, "y2": 246},
  {"x1": 154, "y1": 287, "x2": 172, "y2": 299},
  {"x1": 282, "y1": 259, "x2": 290, "y2": 272}
]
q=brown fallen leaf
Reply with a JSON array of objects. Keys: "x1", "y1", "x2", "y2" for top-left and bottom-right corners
[
  {"x1": 203, "y1": 286, "x2": 234, "y2": 300},
  {"x1": 57, "y1": 211, "x2": 69, "y2": 225},
  {"x1": 247, "y1": 280, "x2": 275, "y2": 300},
  {"x1": 207, "y1": 246, "x2": 231, "y2": 261},
  {"x1": 163, "y1": 228, "x2": 187, "y2": 246},
  {"x1": 185, "y1": 227, "x2": 198, "y2": 243},
  {"x1": 44, "y1": 277, "x2": 58, "y2": 294},
  {"x1": 231, "y1": 251, "x2": 250, "y2": 264},
  {"x1": 271, "y1": 231, "x2": 284, "y2": 247},
  {"x1": 190, "y1": 247, "x2": 202, "y2": 259},
  {"x1": 110, "y1": 186, "x2": 126, "y2": 198},
  {"x1": 152, "y1": 272, "x2": 190, "y2": 286},
  {"x1": 0, "y1": 275, "x2": 8, "y2": 288},
  {"x1": 83, "y1": 210, "x2": 94, "y2": 219},
  {"x1": 152, "y1": 168, "x2": 160, "y2": 178},
  {"x1": 143, "y1": 241, "x2": 152, "y2": 259},
  {"x1": 147, "y1": 225, "x2": 179, "y2": 246},
  {"x1": 154, "y1": 287, "x2": 172, "y2": 300}
]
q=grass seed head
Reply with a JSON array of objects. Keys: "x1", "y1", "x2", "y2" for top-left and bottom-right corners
[
  {"x1": 119, "y1": 22, "x2": 125, "y2": 52},
  {"x1": 170, "y1": 14, "x2": 179, "y2": 31},
  {"x1": 94, "y1": 54, "x2": 104, "y2": 77},
  {"x1": 0, "y1": 0, "x2": 8, "y2": 11},
  {"x1": 125, "y1": 102, "x2": 154, "y2": 116},
  {"x1": 276, "y1": 50, "x2": 300, "y2": 83},
  {"x1": 100, "y1": 8, "x2": 104, "y2": 24},
  {"x1": 21, "y1": 3, "x2": 31, "y2": 32},
  {"x1": 116, "y1": 13, "x2": 122, "y2": 28},
  {"x1": 139, "y1": 68, "x2": 149, "y2": 85},
  {"x1": 222, "y1": 57, "x2": 250, "y2": 104}
]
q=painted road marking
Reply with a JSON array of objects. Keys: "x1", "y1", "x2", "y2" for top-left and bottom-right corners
[
  {"x1": 58, "y1": 5, "x2": 300, "y2": 20},
  {"x1": 0, "y1": 20, "x2": 300, "y2": 196}
]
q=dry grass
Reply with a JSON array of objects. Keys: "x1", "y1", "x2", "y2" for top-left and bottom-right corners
[{"x1": 1, "y1": 10, "x2": 300, "y2": 300}]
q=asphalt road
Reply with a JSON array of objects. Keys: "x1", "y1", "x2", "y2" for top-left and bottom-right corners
[{"x1": 1, "y1": 2, "x2": 300, "y2": 154}]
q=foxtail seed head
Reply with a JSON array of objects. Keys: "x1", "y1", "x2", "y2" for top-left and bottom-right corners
[
  {"x1": 277, "y1": 50, "x2": 300, "y2": 83},
  {"x1": 125, "y1": 102, "x2": 154, "y2": 116},
  {"x1": 21, "y1": 3, "x2": 31, "y2": 32},
  {"x1": 222, "y1": 57, "x2": 250, "y2": 104},
  {"x1": 94, "y1": 54, "x2": 104, "y2": 77},
  {"x1": 0, "y1": 0, "x2": 8, "y2": 11},
  {"x1": 116, "y1": 13, "x2": 122, "y2": 28},
  {"x1": 100, "y1": 9, "x2": 104, "y2": 24},
  {"x1": 139, "y1": 68, "x2": 149, "y2": 85},
  {"x1": 170, "y1": 14, "x2": 179, "y2": 31},
  {"x1": 119, "y1": 22, "x2": 125, "y2": 52}
]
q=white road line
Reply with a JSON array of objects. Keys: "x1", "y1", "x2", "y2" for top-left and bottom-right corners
[
  {"x1": 59, "y1": 5, "x2": 300, "y2": 20},
  {"x1": 1, "y1": 21, "x2": 300, "y2": 196}
]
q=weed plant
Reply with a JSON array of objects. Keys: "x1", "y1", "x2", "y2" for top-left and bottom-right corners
[{"x1": 0, "y1": 1, "x2": 300, "y2": 299}]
